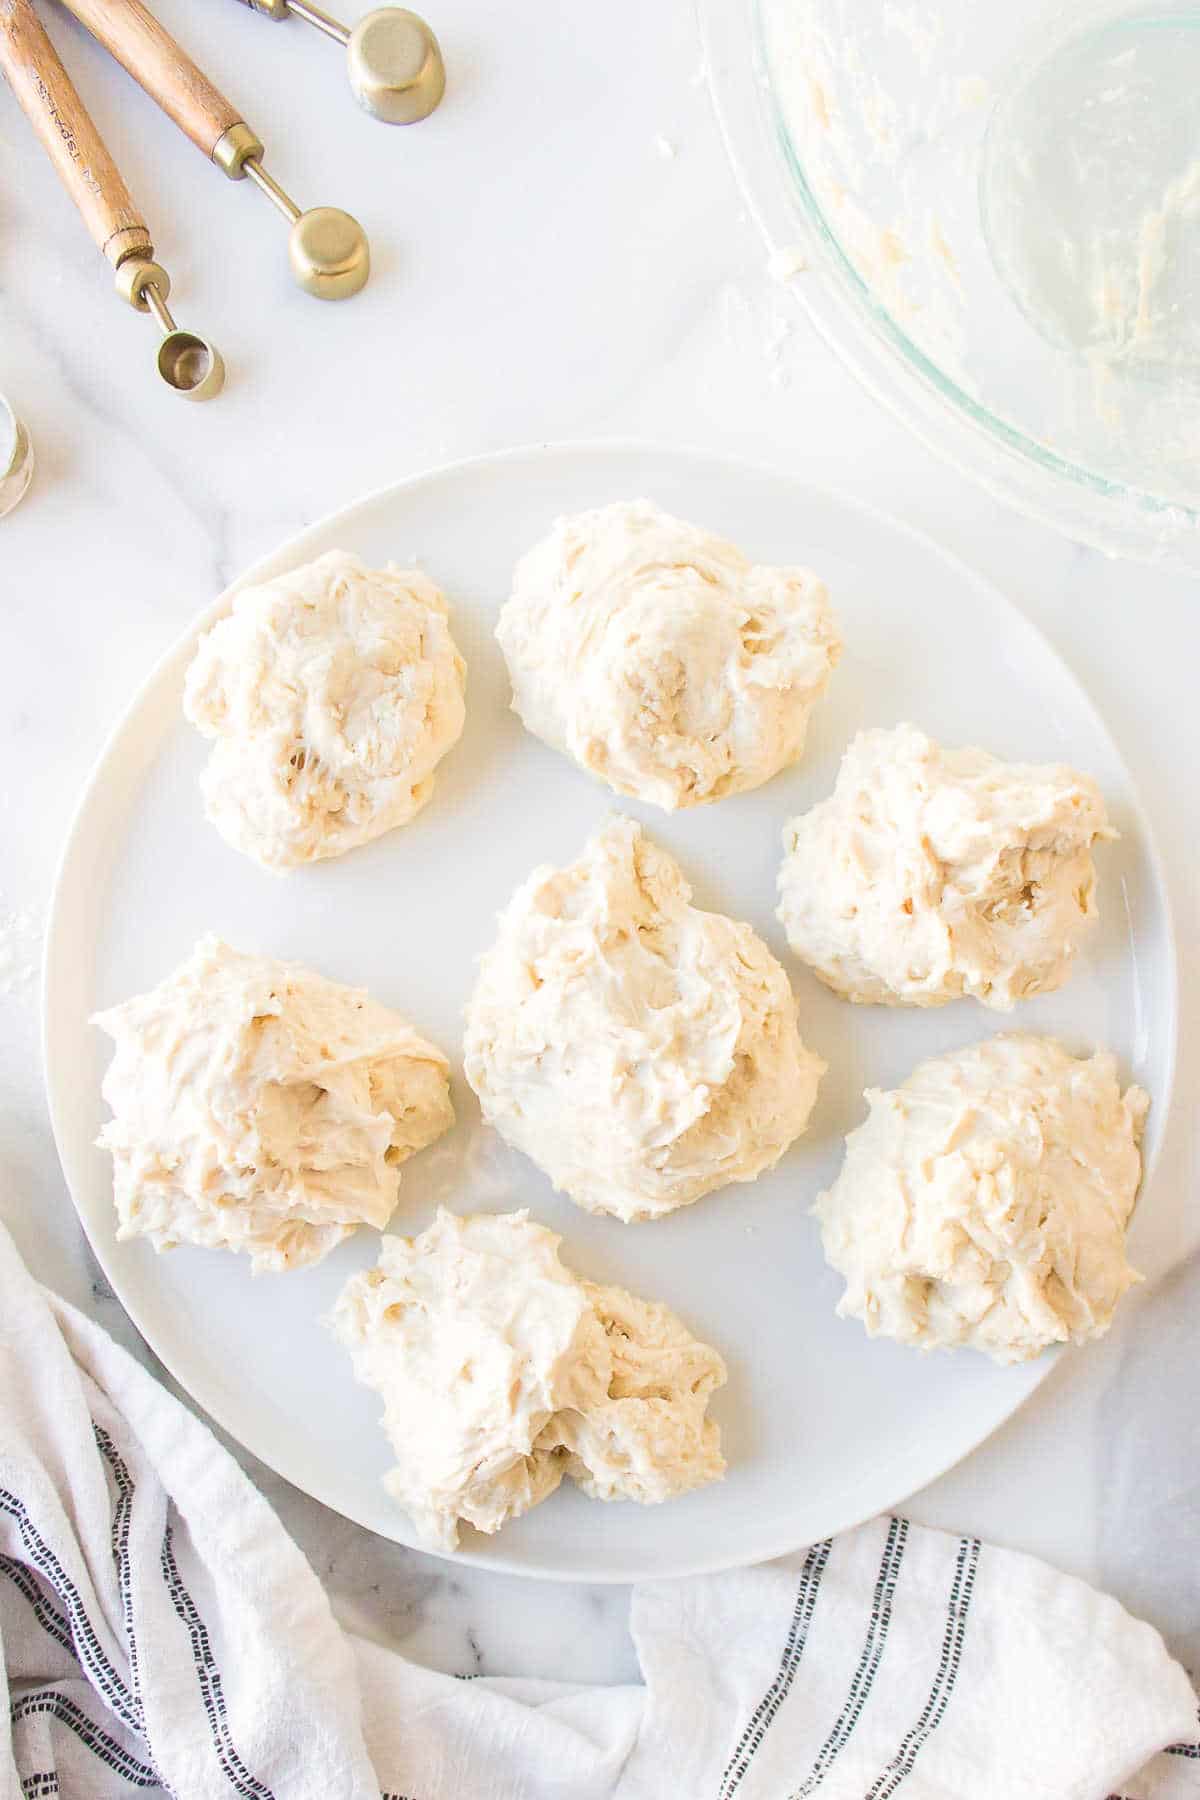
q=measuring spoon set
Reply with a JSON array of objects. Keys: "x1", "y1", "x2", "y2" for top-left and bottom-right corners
[{"x1": 0, "y1": 0, "x2": 445, "y2": 401}]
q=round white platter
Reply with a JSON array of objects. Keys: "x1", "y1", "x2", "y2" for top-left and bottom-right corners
[{"x1": 44, "y1": 442, "x2": 1176, "y2": 1581}]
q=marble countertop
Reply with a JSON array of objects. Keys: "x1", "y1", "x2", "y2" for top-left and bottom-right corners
[{"x1": 1, "y1": 0, "x2": 1196, "y2": 1694}]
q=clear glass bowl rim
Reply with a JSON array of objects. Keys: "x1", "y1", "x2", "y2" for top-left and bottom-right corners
[{"x1": 697, "y1": 0, "x2": 1200, "y2": 573}]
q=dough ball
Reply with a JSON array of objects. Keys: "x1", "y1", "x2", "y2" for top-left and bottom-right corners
[
  {"x1": 496, "y1": 499, "x2": 840, "y2": 810},
  {"x1": 778, "y1": 724, "x2": 1112, "y2": 1009},
  {"x1": 558, "y1": 1280, "x2": 729, "y2": 1507},
  {"x1": 94, "y1": 935, "x2": 453, "y2": 1273},
  {"x1": 329, "y1": 1208, "x2": 726, "y2": 1550},
  {"x1": 816, "y1": 1034, "x2": 1148, "y2": 1363},
  {"x1": 184, "y1": 549, "x2": 466, "y2": 871},
  {"x1": 464, "y1": 817, "x2": 825, "y2": 1222}
]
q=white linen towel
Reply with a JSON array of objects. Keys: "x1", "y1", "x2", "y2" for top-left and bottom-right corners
[{"x1": 1, "y1": 1219, "x2": 1197, "y2": 1800}]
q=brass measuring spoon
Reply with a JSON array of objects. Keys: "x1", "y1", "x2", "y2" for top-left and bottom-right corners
[
  {"x1": 55, "y1": 0, "x2": 370, "y2": 299},
  {"x1": 0, "y1": 0, "x2": 224, "y2": 399},
  {"x1": 236, "y1": 2, "x2": 445, "y2": 124}
]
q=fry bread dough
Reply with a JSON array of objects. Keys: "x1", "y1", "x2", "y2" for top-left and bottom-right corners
[
  {"x1": 329, "y1": 1208, "x2": 726, "y2": 1550},
  {"x1": 778, "y1": 724, "x2": 1112, "y2": 1009},
  {"x1": 816, "y1": 1034, "x2": 1148, "y2": 1363},
  {"x1": 94, "y1": 935, "x2": 453, "y2": 1272},
  {"x1": 184, "y1": 549, "x2": 466, "y2": 871},
  {"x1": 496, "y1": 500, "x2": 840, "y2": 809},
  {"x1": 464, "y1": 819, "x2": 825, "y2": 1222}
]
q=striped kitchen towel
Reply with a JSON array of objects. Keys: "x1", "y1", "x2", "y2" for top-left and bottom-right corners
[{"x1": 1, "y1": 1217, "x2": 1197, "y2": 1800}]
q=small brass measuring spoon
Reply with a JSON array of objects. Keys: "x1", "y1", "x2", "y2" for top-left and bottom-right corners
[
  {"x1": 236, "y1": 2, "x2": 445, "y2": 124},
  {"x1": 55, "y1": 0, "x2": 370, "y2": 299},
  {"x1": 0, "y1": 0, "x2": 224, "y2": 400},
  {"x1": 121, "y1": 261, "x2": 227, "y2": 401}
]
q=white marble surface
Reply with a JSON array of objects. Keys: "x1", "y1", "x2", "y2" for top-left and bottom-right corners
[{"x1": 0, "y1": 0, "x2": 1196, "y2": 1694}]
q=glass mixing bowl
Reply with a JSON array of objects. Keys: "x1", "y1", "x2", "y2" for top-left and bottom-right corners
[{"x1": 700, "y1": 0, "x2": 1200, "y2": 570}]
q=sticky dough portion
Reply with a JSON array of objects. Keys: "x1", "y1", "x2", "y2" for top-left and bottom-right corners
[
  {"x1": 329, "y1": 1209, "x2": 726, "y2": 1550},
  {"x1": 463, "y1": 817, "x2": 825, "y2": 1223},
  {"x1": 184, "y1": 549, "x2": 466, "y2": 871},
  {"x1": 496, "y1": 499, "x2": 840, "y2": 810},
  {"x1": 816, "y1": 1034, "x2": 1148, "y2": 1363},
  {"x1": 93, "y1": 935, "x2": 453, "y2": 1273},
  {"x1": 778, "y1": 724, "x2": 1113, "y2": 1009}
]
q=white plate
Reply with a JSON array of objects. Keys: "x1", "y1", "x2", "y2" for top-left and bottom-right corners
[{"x1": 44, "y1": 443, "x2": 1177, "y2": 1582}]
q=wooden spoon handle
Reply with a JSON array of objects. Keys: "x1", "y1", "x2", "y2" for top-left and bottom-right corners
[
  {"x1": 55, "y1": 0, "x2": 245, "y2": 161},
  {"x1": 0, "y1": 0, "x2": 151, "y2": 267}
]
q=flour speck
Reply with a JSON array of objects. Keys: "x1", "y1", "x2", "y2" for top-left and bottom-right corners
[{"x1": 0, "y1": 901, "x2": 41, "y2": 998}]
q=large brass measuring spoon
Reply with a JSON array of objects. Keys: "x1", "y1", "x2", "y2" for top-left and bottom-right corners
[
  {"x1": 235, "y1": 2, "x2": 445, "y2": 125},
  {"x1": 55, "y1": 0, "x2": 370, "y2": 299},
  {"x1": 0, "y1": 0, "x2": 224, "y2": 399}
]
